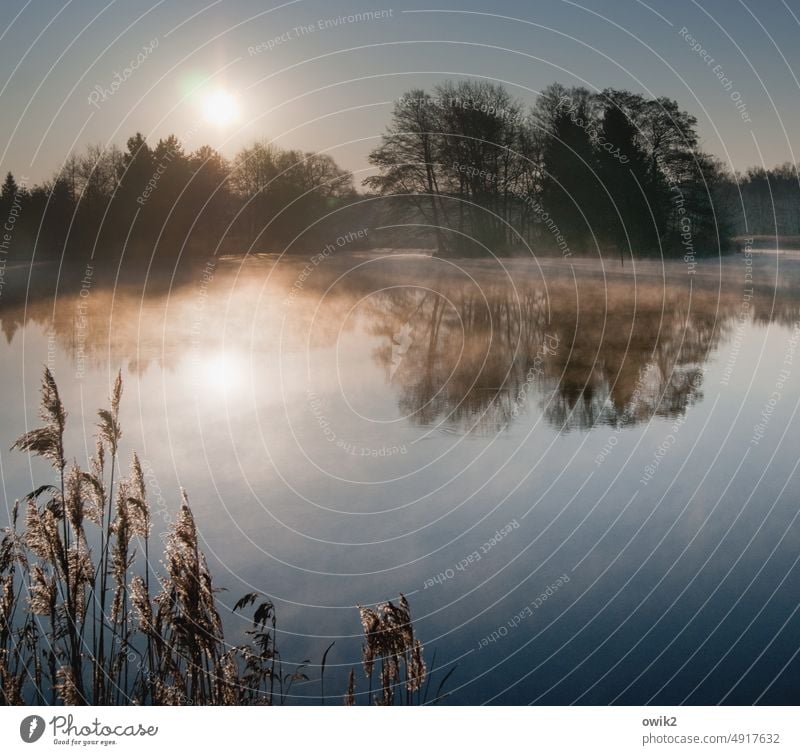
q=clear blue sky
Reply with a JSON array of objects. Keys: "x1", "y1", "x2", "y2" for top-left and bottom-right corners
[{"x1": 1, "y1": 0, "x2": 798, "y2": 185}]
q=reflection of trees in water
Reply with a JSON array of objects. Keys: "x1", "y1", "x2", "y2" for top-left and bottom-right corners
[
  {"x1": 2, "y1": 259, "x2": 799, "y2": 432},
  {"x1": 366, "y1": 281, "x2": 549, "y2": 432},
  {"x1": 540, "y1": 289, "x2": 717, "y2": 432},
  {"x1": 2, "y1": 289, "x2": 185, "y2": 375},
  {"x1": 366, "y1": 275, "x2": 797, "y2": 432},
  {"x1": 0, "y1": 264, "x2": 361, "y2": 376}
]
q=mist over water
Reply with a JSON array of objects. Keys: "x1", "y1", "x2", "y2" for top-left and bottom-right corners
[{"x1": 2, "y1": 249, "x2": 798, "y2": 703}]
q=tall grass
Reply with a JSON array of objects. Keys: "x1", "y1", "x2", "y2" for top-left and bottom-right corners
[
  {"x1": 0, "y1": 368, "x2": 450, "y2": 705},
  {"x1": 351, "y1": 597, "x2": 427, "y2": 705}
]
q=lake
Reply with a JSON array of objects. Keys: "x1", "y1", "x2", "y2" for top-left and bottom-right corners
[{"x1": 2, "y1": 249, "x2": 799, "y2": 704}]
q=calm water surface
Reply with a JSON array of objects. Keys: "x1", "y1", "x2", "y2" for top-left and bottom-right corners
[{"x1": 2, "y1": 251, "x2": 799, "y2": 704}]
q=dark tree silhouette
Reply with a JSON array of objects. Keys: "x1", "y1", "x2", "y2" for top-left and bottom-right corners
[
  {"x1": 367, "y1": 80, "x2": 740, "y2": 259},
  {"x1": 2, "y1": 79, "x2": 795, "y2": 267},
  {"x1": 596, "y1": 103, "x2": 653, "y2": 259},
  {"x1": 539, "y1": 90, "x2": 599, "y2": 253}
]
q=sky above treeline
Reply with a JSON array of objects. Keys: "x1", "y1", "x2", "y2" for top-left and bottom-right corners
[{"x1": 1, "y1": 0, "x2": 798, "y2": 185}]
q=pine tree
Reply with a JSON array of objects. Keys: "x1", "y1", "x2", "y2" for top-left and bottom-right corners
[
  {"x1": 596, "y1": 103, "x2": 653, "y2": 257},
  {"x1": 540, "y1": 98, "x2": 599, "y2": 253},
  {"x1": 1, "y1": 171, "x2": 19, "y2": 204}
]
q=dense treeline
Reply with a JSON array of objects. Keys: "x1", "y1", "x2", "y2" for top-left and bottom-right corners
[
  {"x1": 367, "y1": 81, "x2": 733, "y2": 259},
  {"x1": 0, "y1": 135, "x2": 357, "y2": 268},
  {"x1": 730, "y1": 163, "x2": 800, "y2": 237},
  {"x1": 1, "y1": 79, "x2": 798, "y2": 266},
  {"x1": 367, "y1": 81, "x2": 800, "y2": 258}
]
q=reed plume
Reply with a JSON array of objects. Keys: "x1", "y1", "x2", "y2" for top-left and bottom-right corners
[{"x1": 356, "y1": 594, "x2": 427, "y2": 705}]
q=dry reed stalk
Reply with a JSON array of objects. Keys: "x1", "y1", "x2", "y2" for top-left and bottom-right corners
[{"x1": 0, "y1": 368, "x2": 441, "y2": 707}]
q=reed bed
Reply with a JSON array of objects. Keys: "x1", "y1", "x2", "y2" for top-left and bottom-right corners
[{"x1": 0, "y1": 369, "x2": 451, "y2": 705}]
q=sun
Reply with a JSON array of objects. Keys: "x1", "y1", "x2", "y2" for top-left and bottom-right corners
[{"x1": 202, "y1": 90, "x2": 240, "y2": 126}]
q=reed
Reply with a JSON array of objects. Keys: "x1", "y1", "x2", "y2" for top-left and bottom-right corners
[
  {"x1": 0, "y1": 368, "x2": 452, "y2": 705},
  {"x1": 354, "y1": 596, "x2": 427, "y2": 705}
]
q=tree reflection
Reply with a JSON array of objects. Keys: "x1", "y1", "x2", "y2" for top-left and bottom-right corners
[
  {"x1": 1, "y1": 256, "x2": 797, "y2": 433},
  {"x1": 359, "y1": 262, "x2": 796, "y2": 432}
]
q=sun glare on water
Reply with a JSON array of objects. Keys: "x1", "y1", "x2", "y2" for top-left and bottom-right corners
[
  {"x1": 201, "y1": 352, "x2": 245, "y2": 393},
  {"x1": 202, "y1": 90, "x2": 240, "y2": 126}
]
